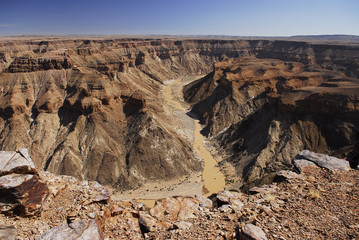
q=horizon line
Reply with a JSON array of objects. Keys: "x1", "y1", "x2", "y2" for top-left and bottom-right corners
[{"x1": 1, "y1": 33, "x2": 359, "y2": 38}]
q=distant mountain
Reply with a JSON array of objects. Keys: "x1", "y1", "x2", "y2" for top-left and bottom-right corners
[{"x1": 290, "y1": 34, "x2": 359, "y2": 42}]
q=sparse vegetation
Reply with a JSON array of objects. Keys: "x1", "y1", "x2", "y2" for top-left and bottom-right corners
[{"x1": 308, "y1": 188, "x2": 321, "y2": 199}]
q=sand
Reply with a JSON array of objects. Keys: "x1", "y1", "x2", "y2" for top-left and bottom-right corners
[{"x1": 112, "y1": 76, "x2": 226, "y2": 207}]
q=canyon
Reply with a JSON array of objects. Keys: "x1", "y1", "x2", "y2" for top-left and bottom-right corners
[{"x1": 0, "y1": 36, "x2": 358, "y2": 198}]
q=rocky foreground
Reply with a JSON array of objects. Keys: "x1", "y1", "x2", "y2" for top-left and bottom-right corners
[{"x1": 0, "y1": 149, "x2": 358, "y2": 239}]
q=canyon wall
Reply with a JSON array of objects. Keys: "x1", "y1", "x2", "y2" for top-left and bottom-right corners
[
  {"x1": 0, "y1": 37, "x2": 358, "y2": 190},
  {"x1": 184, "y1": 54, "x2": 359, "y2": 190}
]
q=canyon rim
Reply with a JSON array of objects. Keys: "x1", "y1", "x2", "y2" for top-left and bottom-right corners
[{"x1": 0, "y1": 35, "x2": 358, "y2": 239}]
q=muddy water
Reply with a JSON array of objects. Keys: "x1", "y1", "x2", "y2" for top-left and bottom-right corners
[
  {"x1": 119, "y1": 77, "x2": 226, "y2": 208},
  {"x1": 163, "y1": 77, "x2": 226, "y2": 197}
]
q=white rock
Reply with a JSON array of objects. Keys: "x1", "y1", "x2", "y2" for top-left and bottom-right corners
[
  {"x1": 0, "y1": 149, "x2": 36, "y2": 176},
  {"x1": 174, "y1": 221, "x2": 193, "y2": 230},
  {"x1": 295, "y1": 150, "x2": 350, "y2": 171},
  {"x1": 241, "y1": 224, "x2": 268, "y2": 240},
  {"x1": 0, "y1": 224, "x2": 16, "y2": 240},
  {"x1": 37, "y1": 220, "x2": 102, "y2": 240}
]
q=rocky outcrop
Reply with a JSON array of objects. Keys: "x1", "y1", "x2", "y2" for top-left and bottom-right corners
[
  {"x1": 0, "y1": 151, "x2": 358, "y2": 239},
  {"x1": 212, "y1": 191, "x2": 245, "y2": 211},
  {"x1": 37, "y1": 219, "x2": 103, "y2": 240},
  {"x1": 0, "y1": 149, "x2": 36, "y2": 176},
  {"x1": 6, "y1": 57, "x2": 72, "y2": 73},
  {"x1": 294, "y1": 150, "x2": 351, "y2": 171},
  {"x1": 0, "y1": 149, "x2": 48, "y2": 216}
]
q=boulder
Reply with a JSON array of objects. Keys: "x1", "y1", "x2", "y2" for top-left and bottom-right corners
[
  {"x1": 0, "y1": 149, "x2": 49, "y2": 216},
  {"x1": 150, "y1": 196, "x2": 200, "y2": 221},
  {"x1": 91, "y1": 182, "x2": 110, "y2": 203},
  {"x1": 0, "y1": 174, "x2": 49, "y2": 216},
  {"x1": 195, "y1": 194, "x2": 213, "y2": 208},
  {"x1": 139, "y1": 211, "x2": 159, "y2": 232},
  {"x1": 217, "y1": 191, "x2": 238, "y2": 203},
  {"x1": 177, "y1": 197, "x2": 200, "y2": 220},
  {"x1": 218, "y1": 204, "x2": 233, "y2": 213},
  {"x1": 0, "y1": 224, "x2": 17, "y2": 240},
  {"x1": 0, "y1": 149, "x2": 36, "y2": 176},
  {"x1": 273, "y1": 170, "x2": 301, "y2": 182},
  {"x1": 293, "y1": 159, "x2": 316, "y2": 173},
  {"x1": 295, "y1": 150, "x2": 351, "y2": 171},
  {"x1": 213, "y1": 191, "x2": 245, "y2": 211},
  {"x1": 37, "y1": 219, "x2": 103, "y2": 240},
  {"x1": 240, "y1": 224, "x2": 268, "y2": 240}
]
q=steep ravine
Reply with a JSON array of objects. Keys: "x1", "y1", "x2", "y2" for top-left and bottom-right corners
[
  {"x1": 113, "y1": 76, "x2": 225, "y2": 203},
  {"x1": 163, "y1": 77, "x2": 226, "y2": 196},
  {"x1": 0, "y1": 37, "x2": 358, "y2": 193},
  {"x1": 184, "y1": 57, "x2": 359, "y2": 191}
]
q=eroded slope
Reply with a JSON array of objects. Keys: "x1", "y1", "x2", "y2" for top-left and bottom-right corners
[
  {"x1": 0, "y1": 37, "x2": 358, "y2": 191},
  {"x1": 184, "y1": 56, "x2": 359, "y2": 190}
]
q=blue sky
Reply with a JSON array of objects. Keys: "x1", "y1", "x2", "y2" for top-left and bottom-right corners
[{"x1": 0, "y1": 0, "x2": 358, "y2": 36}]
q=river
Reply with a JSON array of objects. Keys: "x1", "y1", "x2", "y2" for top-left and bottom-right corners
[{"x1": 112, "y1": 77, "x2": 226, "y2": 206}]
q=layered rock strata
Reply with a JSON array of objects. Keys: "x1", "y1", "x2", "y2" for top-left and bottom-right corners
[
  {"x1": 184, "y1": 56, "x2": 359, "y2": 190},
  {"x1": 0, "y1": 37, "x2": 358, "y2": 190}
]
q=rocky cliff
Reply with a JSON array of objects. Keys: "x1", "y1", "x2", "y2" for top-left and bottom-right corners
[
  {"x1": 0, "y1": 37, "x2": 358, "y2": 191},
  {"x1": 184, "y1": 55, "x2": 359, "y2": 190}
]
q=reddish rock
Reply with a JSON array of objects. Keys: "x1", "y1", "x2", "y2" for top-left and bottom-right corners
[
  {"x1": 0, "y1": 173, "x2": 48, "y2": 216},
  {"x1": 150, "y1": 196, "x2": 200, "y2": 221},
  {"x1": 150, "y1": 197, "x2": 182, "y2": 220},
  {"x1": 0, "y1": 149, "x2": 48, "y2": 216}
]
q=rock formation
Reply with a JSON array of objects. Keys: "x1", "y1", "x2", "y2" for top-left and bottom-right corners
[
  {"x1": 0, "y1": 150, "x2": 357, "y2": 239},
  {"x1": 294, "y1": 150, "x2": 351, "y2": 171},
  {"x1": 37, "y1": 219, "x2": 103, "y2": 240},
  {"x1": 240, "y1": 224, "x2": 268, "y2": 240},
  {"x1": 0, "y1": 149, "x2": 48, "y2": 216},
  {"x1": 184, "y1": 56, "x2": 359, "y2": 191},
  {"x1": 0, "y1": 37, "x2": 358, "y2": 192}
]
